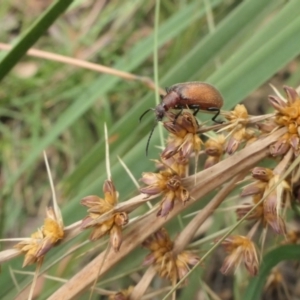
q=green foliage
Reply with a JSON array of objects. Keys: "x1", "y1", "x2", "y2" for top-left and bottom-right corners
[{"x1": 244, "y1": 245, "x2": 300, "y2": 300}]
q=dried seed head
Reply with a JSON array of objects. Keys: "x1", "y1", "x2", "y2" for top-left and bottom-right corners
[
  {"x1": 110, "y1": 225, "x2": 123, "y2": 252},
  {"x1": 80, "y1": 180, "x2": 128, "y2": 251},
  {"x1": 263, "y1": 211, "x2": 286, "y2": 235},
  {"x1": 221, "y1": 105, "x2": 256, "y2": 154},
  {"x1": 263, "y1": 268, "x2": 288, "y2": 299},
  {"x1": 236, "y1": 195, "x2": 264, "y2": 221},
  {"x1": 87, "y1": 218, "x2": 115, "y2": 241},
  {"x1": 204, "y1": 155, "x2": 221, "y2": 169},
  {"x1": 268, "y1": 95, "x2": 287, "y2": 112},
  {"x1": 226, "y1": 127, "x2": 255, "y2": 154},
  {"x1": 205, "y1": 134, "x2": 226, "y2": 157},
  {"x1": 14, "y1": 207, "x2": 64, "y2": 267},
  {"x1": 269, "y1": 86, "x2": 300, "y2": 156},
  {"x1": 284, "y1": 230, "x2": 300, "y2": 244},
  {"x1": 226, "y1": 104, "x2": 249, "y2": 121},
  {"x1": 143, "y1": 228, "x2": 199, "y2": 282},
  {"x1": 204, "y1": 134, "x2": 225, "y2": 168},
  {"x1": 140, "y1": 161, "x2": 190, "y2": 217},
  {"x1": 218, "y1": 235, "x2": 259, "y2": 276},
  {"x1": 269, "y1": 133, "x2": 290, "y2": 156},
  {"x1": 240, "y1": 181, "x2": 267, "y2": 197},
  {"x1": 284, "y1": 85, "x2": 299, "y2": 104},
  {"x1": 252, "y1": 167, "x2": 274, "y2": 182},
  {"x1": 109, "y1": 286, "x2": 134, "y2": 300},
  {"x1": 103, "y1": 180, "x2": 118, "y2": 205},
  {"x1": 156, "y1": 156, "x2": 189, "y2": 178},
  {"x1": 161, "y1": 112, "x2": 202, "y2": 160},
  {"x1": 239, "y1": 167, "x2": 289, "y2": 235},
  {"x1": 257, "y1": 121, "x2": 277, "y2": 133}
]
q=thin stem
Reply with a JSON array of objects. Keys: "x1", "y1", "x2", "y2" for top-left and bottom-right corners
[{"x1": 153, "y1": 0, "x2": 165, "y2": 151}]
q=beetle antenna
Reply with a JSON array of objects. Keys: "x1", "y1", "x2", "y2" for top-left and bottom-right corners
[
  {"x1": 145, "y1": 122, "x2": 157, "y2": 156},
  {"x1": 139, "y1": 109, "x2": 153, "y2": 122}
]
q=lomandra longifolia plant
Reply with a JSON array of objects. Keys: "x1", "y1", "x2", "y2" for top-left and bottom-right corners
[{"x1": 1, "y1": 85, "x2": 300, "y2": 300}]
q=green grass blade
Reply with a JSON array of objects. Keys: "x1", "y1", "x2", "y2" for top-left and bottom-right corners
[
  {"x1": 209, "y1": 0, "x2": 300, "y2": 86},
  {"x1": 161, "y1": 0, "x2": 278, "y2": 87},
  {"x1": 244, "y1": 245, "x2": 300, "y2": 300},
  {"x1": 0, "y1": 0, "x2": 74, "y2": 81},
  {"x1": 215, "y1": 14, "x2": 300, "y2": 103}
]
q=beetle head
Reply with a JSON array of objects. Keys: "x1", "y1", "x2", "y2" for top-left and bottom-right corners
[{"x1": 155, "y1": 104, "x2": 166, "y2": 121}]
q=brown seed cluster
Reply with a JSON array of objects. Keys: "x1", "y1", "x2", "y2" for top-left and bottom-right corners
[
  {"x1": 14, "y1": 207, "x2": 64, "y2": 267},
  {"x1": 140, "y1": 159, "x2": 190, "y2": 217},
  {"x1": 161, "y1": 112, "x2": 202, "y2": 160},
  {"x1": 237, "y1": 167, "x2": 289, "y2": 235},
  {"x1": 140, "y1": 111, "x2": 201, "y2": 216},
  {"x1": 80, "y1": 180, "x2": 128, "y2": 251},
  {"x1": 204, "y1": 134, "x2": 226, "y2": 168},
  {"x1": 219, "y1": 235, "x2": 259, "y2": 276},
  {"x1": 268, "y1": 86, "x2": 300, "y2": 156},
  {"x1": 142, "y1": 228, "x2": 199, "y2": 283},
  {"x1": 108, "y1": 286, "x2": 134, "y2": 300}
]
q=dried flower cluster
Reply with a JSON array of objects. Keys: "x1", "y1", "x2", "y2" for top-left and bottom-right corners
[
  {"x1": 269, "y1": 86, "x2": 300, "y2": 156},
  {"x1": 108, "y1": 286, "x2": 134, "y2": 300},
  {"x1": 222, "y1": 104, "x2": 255, "y2": 154},
  {"x1": 14, "y1": 207, "x2": 64, "y2": 267},
  {"x1": 81, "y1": 180, "x2": 128, "y2": 251},
  {"x1": 140, "y1": 158, "x2": 190, "y2": 217},
  {"x1": 140, "y1": 112, "x2": 201, "y2": 216},
  {"x1": 237, "y1": 166, "x2": 289, "y2": 235},
  {"x1": 204, "y1": 134, "x2": 226, "y2": 168},
  {"x1": 219, "y1": 235, "x2": 259, "y2": 276},
  {"x1": 204, "y1": 104, "x2": 258, "y2": 168},
  {"x1": 142, "y1": 228, "x2": 199, "y2": 282},
  {"x1": 161, "y1": 112, "x2": 202, "y2": 160}
]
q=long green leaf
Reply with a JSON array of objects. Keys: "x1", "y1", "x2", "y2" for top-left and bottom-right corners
[
  {"x1": 210, "y1": 0, "x2": 300, "y2": 85},
  {"x1": 161, "y1": 0, "x2": 277, "y2": 88},
  {"x1": 215, "y1": 13, "x2": 300, "y2": 102},
  {"x1": 244, "y1": 245, "x2": 300, "y2": 300},
  {"x1": 0, "y1": 0, "x2": 74, "y2": 81}
]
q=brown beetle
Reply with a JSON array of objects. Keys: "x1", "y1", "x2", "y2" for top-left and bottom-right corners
[{"x1": 140, "y1": 81, "x2": 224, "y2": 155}]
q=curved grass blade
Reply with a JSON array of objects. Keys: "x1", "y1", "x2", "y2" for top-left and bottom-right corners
[
  {"x1": 244, "y1": 245, "x2": 300, "y2": 300},
  {"x1": 0, "y1": 0, "x2": 74, "y2": 81}
]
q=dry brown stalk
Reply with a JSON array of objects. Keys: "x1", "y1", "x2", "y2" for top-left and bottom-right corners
[
  {"x1": 130, "y1": 266, "x2": 157, "y2": 300},
  {"x1": 129, "y1": 174, "x2": 247, "y2": 300},
  {"x1": 46, "y1": 127, "x2": 286, "y2": 300},
  {"x1": 173, "y1": 172, "x2": 247, "y2": 254},
  {"x1": 0, "y1": 43, "x2": 164, "y2": 94}
]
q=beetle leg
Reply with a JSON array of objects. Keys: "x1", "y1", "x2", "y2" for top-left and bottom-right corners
[
  {"x1": 173, "y1": 108, "x2": 183, "y2": 123},
  {"x1": 193, "y1": 107, "x2": 200, "y2": 116},
  {"x1": 207, "y1": 107, "x2": 223, "y2": 123}
]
